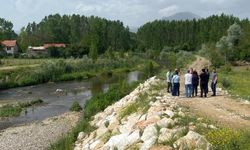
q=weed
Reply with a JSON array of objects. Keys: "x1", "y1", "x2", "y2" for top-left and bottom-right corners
[{"x1": 70, "y1": 101, "x2": 82, "y2": 112}]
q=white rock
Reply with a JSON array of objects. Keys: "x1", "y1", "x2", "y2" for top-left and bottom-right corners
[
  {"x1": 104, "y1": 130, "x2": 140, "y2": 150},
  {"x1": 174, "y1": 131, "x2": 212, "y2": 150},
  {"x1": 77, "y1": 132, "x2": 87, "y2": 141},
  {"x1": 140, "y1": 136, "x2": 157, "y2": 150},
  {"x1": 178, "y1": 111, "x2": 185, "y2": 117},
  {"x1": 141, "y1": 125, "x2": 157, "y2": 142},
  {"x1": 96, "y1": 126, "x2": 109, "y2": 138},
  {"x1": 157, "y1": 118, "x2": 175, "y2": 128},
  {"x1": 208, "y1": 125, "x2": 217, "y2": 129},
  {"x1": 164, "y1": 110, "x2": 175, "y2": 118},
  {"x1": 158, "y1": 128, "x2": 174, "y2": 143},
  {"x1": 89, "y1": 140, "x2": 102, "y2": 150}
]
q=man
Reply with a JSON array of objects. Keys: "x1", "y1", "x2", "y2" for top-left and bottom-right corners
[
  {"x1": 166, "y1": 69, "x2": 172, "y2": 93},
  {"x1": 185, "y1": 70, "x2": 192, "y2": 97},
  {"x1": 200, "y1": 69, "x2": 208, "y2": 97},
  {"x1": 205, "y1": 68, "x2": 210, "y2": 95},
  {"x1": 172, "y1": 70, "x2": 180, "y2": 96},
  {"x1": 211, "y1": 68, "x2": 218, "y2": 96}
]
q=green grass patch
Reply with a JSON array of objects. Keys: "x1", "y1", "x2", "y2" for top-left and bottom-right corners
[
  {"x1": 0, "y1": 99, "x2": 44, "y2": 117},
  {"x1": 119, "y1": 81, "x2": 165, "y2": 120},
  {"x1": 219, "y1": 65, "x2": 250, "y2": 100}
]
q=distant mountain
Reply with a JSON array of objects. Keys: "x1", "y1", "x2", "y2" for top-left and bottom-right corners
[{"x1": 163, "y1": 12, "x2": 201, "y2": 21}]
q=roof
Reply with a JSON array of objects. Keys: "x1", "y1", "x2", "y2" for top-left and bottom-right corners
[
  {"x1": 1, "y1": 40, "x2": 17, "y2": 47},
  {"x1": 43, "y1": 43, "x2": 66, "y2": 49}
]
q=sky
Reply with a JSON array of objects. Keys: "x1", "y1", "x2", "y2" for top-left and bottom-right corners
[{"x1": 1, "y1": 0, "x2": 250, "y2": 31}]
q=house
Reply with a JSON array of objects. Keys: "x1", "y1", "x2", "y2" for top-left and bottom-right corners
[
  {"x1": 28, "y1": 46, "x2": 48, "y2": 56},
  {"x1": 28, "y1": 43, "x2": 66, "y2": 57},
  {"x1": 1, "y1": 40, "x2": 19, "y2": 55}
]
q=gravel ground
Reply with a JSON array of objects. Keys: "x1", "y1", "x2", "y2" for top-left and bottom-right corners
[{"x1": 0, "y1": 112, "x2": 81, "y2": 150}]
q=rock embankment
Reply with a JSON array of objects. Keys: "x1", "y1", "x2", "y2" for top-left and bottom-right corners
[
  {"x1": 0, "y1": 112, "x2": 81, "y2": 150},
  {"x1": 74, "y1": 77, "x2": 214, "y2": 150}
]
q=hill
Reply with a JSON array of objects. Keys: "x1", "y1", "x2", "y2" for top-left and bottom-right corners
[{"x1": 163, "y1": 11, "x2": 201, "y2": 21}]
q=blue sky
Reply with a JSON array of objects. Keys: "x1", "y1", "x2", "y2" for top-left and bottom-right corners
[{"x1": 1, "y1": 0, "x2": 250, "y2": 30}]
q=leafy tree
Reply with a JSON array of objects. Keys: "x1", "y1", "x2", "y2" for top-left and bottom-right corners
[{"x1": 89, "y1": 40, "x2": 98, "y2": 62}]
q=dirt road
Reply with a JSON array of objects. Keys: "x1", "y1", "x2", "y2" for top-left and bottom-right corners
[{"x1": 176, "y1": 56, "x2": 250, "y2": 129}]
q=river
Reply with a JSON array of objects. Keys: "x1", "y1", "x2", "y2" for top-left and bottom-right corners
[{"x1": 0, "y1": 71, "x2": 142, "y2": 130}]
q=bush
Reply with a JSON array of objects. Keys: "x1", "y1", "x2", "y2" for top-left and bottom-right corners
[
  {"x1": 221, "y1": 77, "x2": 231, "y2": 88},
  {"x1": 70, "y1": 101, "x2": 82, "y2": 112}
]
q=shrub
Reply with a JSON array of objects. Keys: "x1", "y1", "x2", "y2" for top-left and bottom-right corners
[
  {"x1": 70, "y1": 101, "x2": 82, "y2": 112},
  {"x1": 221, "y1": 77, "x2": 231, "y2": 88},
  {"x1": 206, "y1": 128, "x2": 241, "y2": 150}
]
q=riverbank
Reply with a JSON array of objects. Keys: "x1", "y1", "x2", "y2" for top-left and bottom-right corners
[
  {"x1": 0, "y1": 57, "x2": 154, "y2": 90},
  {"x1": 0, "y1": 112, "x2": 81, "y2": 150}
]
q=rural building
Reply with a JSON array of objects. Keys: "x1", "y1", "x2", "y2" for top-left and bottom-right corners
[
  {"x1": 28, "y1": 46, "x2": 48, "y2": 56},
  {"x1": 28, "y1": 43, "x2": 66, "y2": 57},
  {"x1": 1, "y1": 40, "x2": 19, "y2": 55}
]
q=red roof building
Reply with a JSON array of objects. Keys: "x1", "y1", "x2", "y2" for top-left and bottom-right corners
[{"x1": 1, "y1": 40, "x2": 19, "y2": 55}]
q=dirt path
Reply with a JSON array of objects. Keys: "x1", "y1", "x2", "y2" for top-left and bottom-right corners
[
  {"x1": 0, "y1": 64, "x2": 40, "y2": 71},
  {"x1": 0, "y1": 112, "x2": 81, "y2": 150},
  {"x1": 176, "y1": 56, "x2": 250, "y2": 129}
]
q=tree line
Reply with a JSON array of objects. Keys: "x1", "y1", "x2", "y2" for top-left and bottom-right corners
[{"x1": 0, "y1": 14, "x2": 250, "y2": 61}]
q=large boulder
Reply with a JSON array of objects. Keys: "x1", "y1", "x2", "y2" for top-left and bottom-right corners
[
  {"x1": 174, "y1": 131, "x2": 212, "y2": 150},
  {"x1": 140, "y1": 136, "x2": 157, "y2": 150},
  {"x1": 157, "y1": 118, "x2": 175, "y2": 128},
  {"x1": 104, "y1": 130, "x2": 141, "y2": 150},
  {"x1": 141, "y1": 125, "x2": 157, "y2": 142}
]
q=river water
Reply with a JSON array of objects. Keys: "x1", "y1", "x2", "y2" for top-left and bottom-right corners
[{"x1": 0, "y1": 71, "x2": 142, "y2": 130}]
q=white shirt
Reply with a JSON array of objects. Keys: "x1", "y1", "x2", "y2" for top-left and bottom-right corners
[
  {"x1": 184, "y1": 73, "x2": 192, "y2": 85},
  {"x1": 166, "y1": 71, "x2": 171, "y2": 82}
]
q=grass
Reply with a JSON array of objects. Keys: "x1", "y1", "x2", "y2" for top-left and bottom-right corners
[
  {"x1": 219, "y1": 65, "x2": 250, "y2": 100},
  {"x1": 119, "y1": 82, "x2": 165, "y2": 120},
  {"x1": 0, "y1": 99, "x2": 44, "y2": 117},
  {"x1": 49, "y1": 80, "x2": 140, "y2": 150}
]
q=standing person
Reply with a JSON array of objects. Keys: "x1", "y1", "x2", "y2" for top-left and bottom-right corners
[
  {"x1": 184, "y1": 70, "x2": 192, "y2": 97},
  {"x1": 205, "y1": 68, "x2": 210, "y2": 95},
  {"x1": 166, "y1": 69, "x2": 172, "y2": 93},
  {"x1": 172, "y1": 71, "x2": 180, "y2": 96},
  {"x1": 211, "y1": 68, "x2": 218, "y2": 96},
  {"x1": 192, "y1": 70, "x2": 199, "y2": 97},
  {"x1": 200, "y1": 69, "x2": 208, "y2": 97}
]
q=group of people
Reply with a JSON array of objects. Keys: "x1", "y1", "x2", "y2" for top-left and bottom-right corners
[{"x1": 166, "y1": 67, "x2": 218, "y2": 98}]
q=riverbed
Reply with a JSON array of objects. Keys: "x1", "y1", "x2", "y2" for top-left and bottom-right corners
[{"x1": 0, "y1": 71, "x2": 142, "y2": 130}]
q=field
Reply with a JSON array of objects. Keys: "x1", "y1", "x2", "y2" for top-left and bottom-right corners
[{"x1": 220, "y1": 66, "x2": 250, "y2": 101}]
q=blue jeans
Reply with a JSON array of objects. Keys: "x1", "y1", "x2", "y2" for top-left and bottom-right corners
[
  {"x1": 172, "y1": 83, "x2": 180, "y2": 96},
  {"x1": 185, "y1": 84, "x2": 192, "y2": 97},
  {"x1": 211, "y1": 82, "x2": 217, "y2": 96}
]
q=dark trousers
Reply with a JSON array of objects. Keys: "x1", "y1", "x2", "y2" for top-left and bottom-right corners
[
  {"x1": 200, "y1": 83, "x2": 207, "y2": 97},
  {"x1": 192, "y1": 84, "x2": 198, "y2": 97},
  {"x1": 211, "y1": 82, "x2": 217, "y2": 96},
  {"x1": 167, "y1": 82, "x2": 172, "y2": 93},
  {"x1": 172, "y1": 83, "x2": 180, "y2": 96}
]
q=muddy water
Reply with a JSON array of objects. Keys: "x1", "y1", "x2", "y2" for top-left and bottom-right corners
[{"x1": 0, "y1": 71, "x2": 142, "y2": 130}]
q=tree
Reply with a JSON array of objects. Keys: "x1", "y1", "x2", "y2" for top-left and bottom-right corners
[{"x1": 89, "y1": 40, "x2": 98, "y2": 62}]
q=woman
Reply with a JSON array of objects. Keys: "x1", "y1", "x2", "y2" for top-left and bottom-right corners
[{"x1": 192, "y1": 70, "x2": 199, "y2": 97}]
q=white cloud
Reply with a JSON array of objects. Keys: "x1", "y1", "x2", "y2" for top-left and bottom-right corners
[
  {"x1": 158, "y1": 5, "x2": 179, "y2": 16},
  {"x1": 75, "y1": 3, "x2": 103, "y2": 13},
  {"x1": 15, "y1": 0, "x2": 40, "y2": 13}
]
